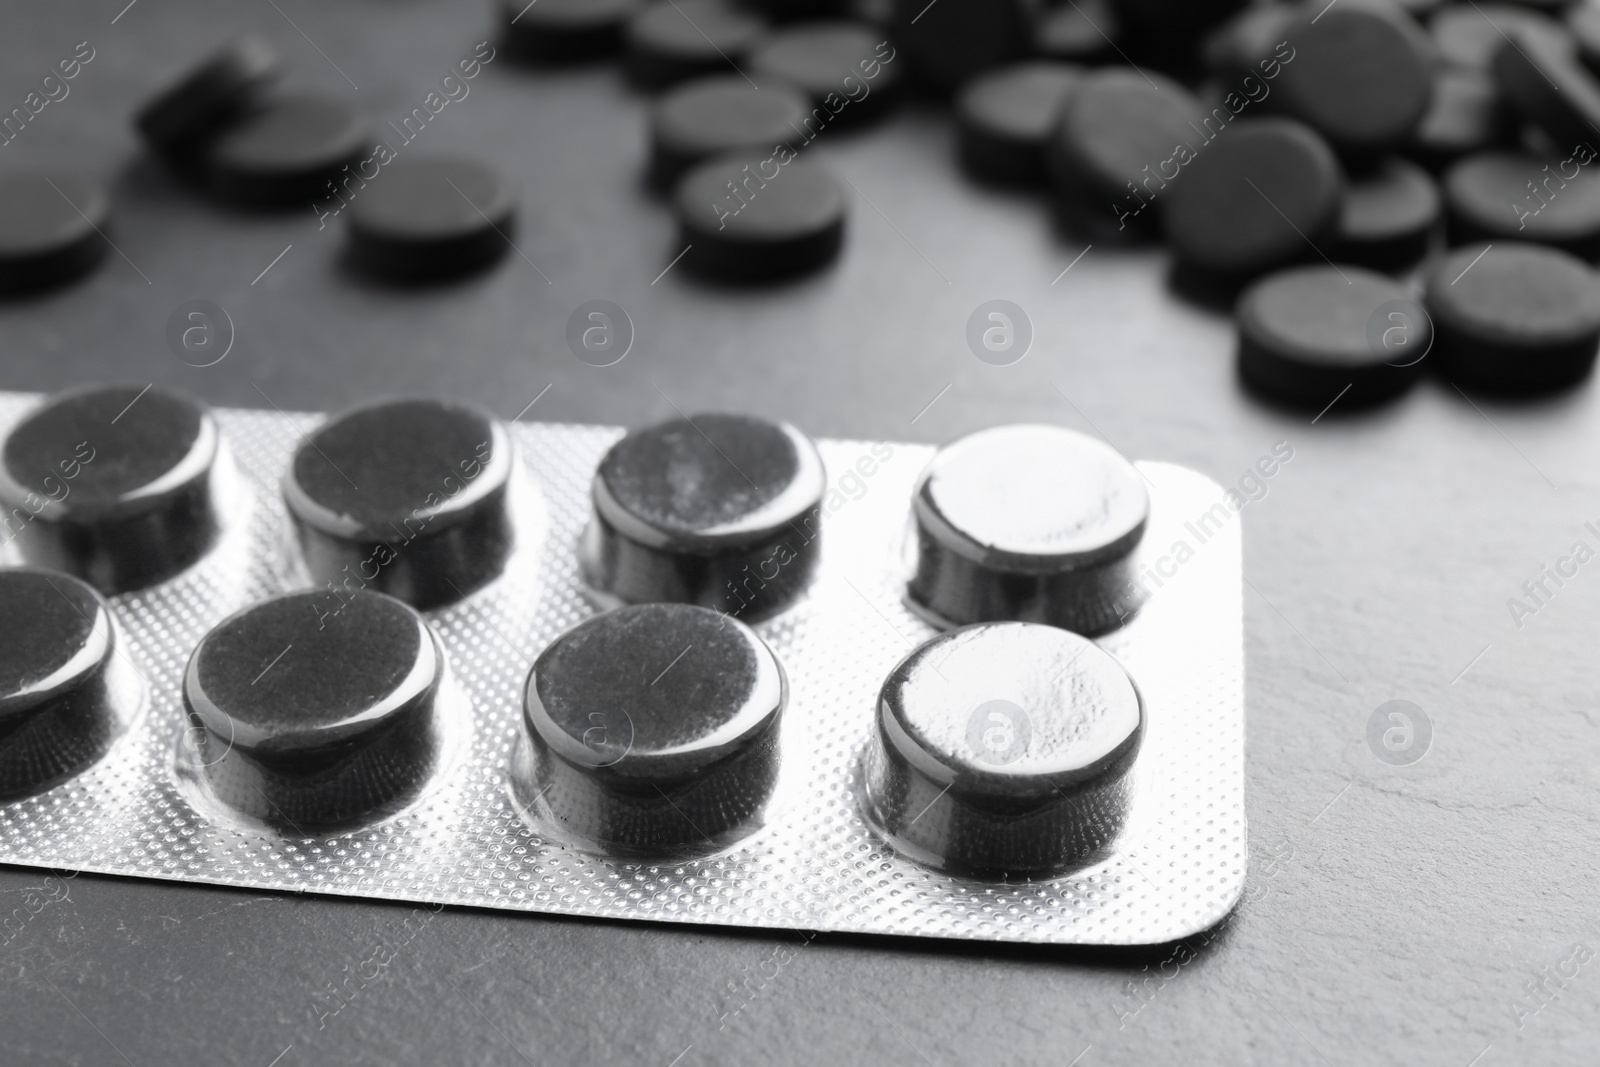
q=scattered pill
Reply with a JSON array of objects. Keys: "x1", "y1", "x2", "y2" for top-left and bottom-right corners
[
  {"x1": 0, "y1": 385, "x2": 220, "y2": 594},
  {"x1": 134, "y1": 37, "x2": 280, "y2": 158},
  {"x1": 345, "y1": 156, "x2": 516, "y2": 281},
  {"x1": 1431, "y1": 3, "x2": 1573, "y2": 71},
  {"x1": 1444, "y1": 150, "x2": 1600, "y2": 259},
  {"x1": 1337, "y1": 156, "x2": 1440, "y2": 272},
  {"x1": 625, "y1": 0, "x2": 766, "y2": 89},
  {"x1": 205, "y1": 96, "x2": 368, "y2": 208},
  {"x1": 749, "y1": 20, "x2": 899, "y2": 124},
  {"x1": 582, "y1": 412, "x2": 825, "y2": 620},
  {"x1": 863, "y1": 621, "x2": 1143, "y2": 875},
  {"x1": 1493, "y1": 21, "x2": 1600, "y2": 159},
  {"x1": 956, "y1": 62, "x2": 1084, "y2": 187},
  {"x1": 0, "y1": 173, "x2": 108, "y2": 294},
  {"x1": 1425, "y1": 241, "x2": 1600, "y2": 393},
  {"x1": 522, "y1": 602, "x2": 785, "y2": 853},
  {"x1": 1200, "y1": 3, "x2": 1297, "y2": 86},
  {"x1": 1032, "y1": 0, "x2": 1119, "y2": 66},
  {"x1": 1409, "y1": 68, "x2": 1515, "y2": 171},
  {"x1": 673, "y1": 152, "x2": 847, "y2": 279},
  {"x1": 649, "y1": 75, "x2": 809, "y2": 190},
  {"x1": 501, "y1": 0, "x2": 643, "y2": 62}
]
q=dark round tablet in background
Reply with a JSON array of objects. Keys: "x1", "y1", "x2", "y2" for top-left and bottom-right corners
[
  {"x1": 1408, "y1": 68, "x2": 1516, "y2": 172},
  {"x1": 345, "y1": 156, "x2": 515, "y2": 281},
  {"x1": 204, "y1": 96, "x2": 368, "y2": 208},
  {"x1": 889, "y1": 0, "x2": 1029, "y2": 92},
  {"x1": 905, "y1": 424, "x2": 1149, "y2": 635},
  {"x1": 134, "y1": 37, "x2": 280, "y2": 158},
  {"x1": 1444, "y1": 150, "x2": 1600, "y2": 259},
  {"x1": 862, "y1": 622, "x2": 1143, "y2": 876},
  {"x1": 625, "y1": 0, "x2": 767, "y2": 89},
  {"x1": 956, "y1": 62, "x2": 1084, "y2": 187},
  {"x1": 581, "y1": 412, "x2": 825, "y2": 620},
  {"x1": 501, "y1": 0, "x2": 643, "y2": 62},
  {"x1": 649, "y1": 75, "x2": 810, "y2": 190},
  {"x1": 1163, "y1": 117, "x2": 1344, "y2": 287},
  {"x1": 1046, "y1": 68, "x2": 1206, "y2": 241},
  {"x1": 284, "y1": 398, "x2": 516, "y2": 610},
  {"x1": 521, "y1": 603, "x2": 785, "y2": 854},
  {"x1": 673, "y1": 152, "x2": 847, "y2": 279},
  {"x1": 1424, "y1": 242, "x2": 1600, "y2": 393},
  {"x1": 0, "y1": 567, "x2": 135, "y2": 800},
  {"x1": 0, "y1": 385, "x2": 221, "y2": 594},
  {"x1": 1237, "y1": 264, "x2": 1428, "y2": 409},
  {"x1": 1493, "y1": 22, "x2": 1600, "y2": 158},
  {"x1": 1431, "y1": 4, "x2": 1573, "y2": 71},
  {"x1": 1337, "y1": 157, "x2": 1440, "y2": 271},
  {"x1": 1032, "y1": 0, "x2": 1119, "y2": 66},
  {"x1": 0, "y1": 173, "x2": 108, "y2": 294},
  {"x1": 1200, "y1": 3, "x2": 1297, "y2": 86},
  {"x1": 1274, "y1": 4, "x2": 1434, "y2": 158},
  {"x1": 183, "y1": 590, "x2": 446, "y2": 830},
  {"x1": 749, "y1": 21, "x2": 900, "y2": 125}
]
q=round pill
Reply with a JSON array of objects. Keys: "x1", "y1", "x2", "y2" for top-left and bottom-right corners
[
  {"x1": 749, "y1": 21, "x2": 899, "y2": 125},
  {"x1": 649, "y1": 76, "x2": 809, "y2": 190},
  {"x1": 1046, "y1": 68, "x2": 1206, "y2": 241},
  {"x1": 956, "y1": 62, "x2": 1084, "y2": 187},
  {"x1": 204, "y1": 96, "x2": 368, "y2": 209},
  {"x1": 183, "y1": 590, "x2": 446, "y2": 830},
  {"x1": 521, "y1": 603, "x2": 785, "y2": 854},
  {"x1": 889, "y1": 0, "x2": 1029, "y2": 92},
  {"x1": 1493, "y1": 27, "x2": 1600, "y2": 164},
  {"x1": 0, "y1": 568, "x2": 136, "y2": 800},
  {"x1": 624, "y1": 0, "x2": 766, "y2": 89},
  {"x1": 0, "y1": 385, "x2": 221, "y2": 594},
  {"x1": 582, "y1": 412, "x2": 824, "y2": 621},
  {"x1": 1337, "y1": 157, "x2": 1440, "y2": 272},
  {"x1": 862, "y1": 622, "x2": 1143, "y2": 876},
  {"x1": 1033, "y1": 0, "x2": 1119, "y2": 66},
  {"x1": 1431, "y1": 4, "x2": 1573, "y2": 71},
  {"x1": 0, "y1": 173, "x2": 108, "y2": 293},
  {"x1": 285, "y1": 398, "x2": 516, "y2": 611},
  {"x1": 1274, "y1": 4, "x2": 1433, "y2": 157},
  {"x1": 1162, "y1": 117, "x2": 1344, "y2": 285},
  {"x1": 501, "y1": 0, "x2": 642, "y2": 62},
  {"x1": 1444, "y1": 150, "x2": 1600, "y2": 259},
  {"x1": 1236, "y1": 264, "x2": 1428, "y2": 410},
  {"x1": 905, "y1": 424, "x2": 1149, "y2": 635},
  {"x1": 345, "y1": 156, "x2": 515, "y2": 281},
  {"x1": 1200, "y1": 3, "x2": 1297, "y2": 86},
  {"x1": 1424, "y1": 242, "x2": 1600, "y2": 393},
  {"x1": 673, "y1": 152, "x2": 846, "y2": 280},
  {"x1": 1409, "y1": 68, "x2": 1515, "y2": 171},
  {"x1": 134, "y1": 37, "x2": 280, "y2": 156}
]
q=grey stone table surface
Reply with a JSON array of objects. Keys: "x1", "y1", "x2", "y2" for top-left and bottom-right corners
[{"x1": 1, "y1": 2, "x2": 1596, "y2": 1064}]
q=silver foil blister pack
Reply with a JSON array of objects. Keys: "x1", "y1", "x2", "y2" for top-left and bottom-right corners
[{"x1": 0, "y1": 391, "x2": 1245, "y2": 946}]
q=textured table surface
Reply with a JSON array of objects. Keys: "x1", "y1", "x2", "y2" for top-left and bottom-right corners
[{"x1": 1, "y1": 2, "x2": 1597, "y2": 1065}]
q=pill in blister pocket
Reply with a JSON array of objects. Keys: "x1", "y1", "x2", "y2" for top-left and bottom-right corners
[
  {"x1": 0, "y1": 385, "x2": 221, "y2": 594},
  {"x1": 183, "y1": 589, "x2": 446, "y2": 830},
  {"x1": 519, "y1": 602, "x2": 785, "y2": 854},
  {"x1": 581, "y1": 413, "x2": 824, "y2": 621},
  {"x1": 905, "y1": 424, "x2": 1148, "y2": 635},
  {"x1": 0, "y1": 567, "x2": 137, "y2": 800},
  {"x1": 284, "y1": 398, "x2": 515, "y2": 610},
  {"x1": 862, "y1": 622, "x2": 1143, "y2": 876}
]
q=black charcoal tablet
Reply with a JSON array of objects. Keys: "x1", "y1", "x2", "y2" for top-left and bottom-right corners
[
  {"x1": 1162, "y1": 117, "x2": 1344, "y2": 285},
  {"x1": 889, "y1": 0, "x2": 1029, "y2": 92},
  {"x1": 1033, "y1": 0, "x2": 1118, "y2": 66},
  {"x1": 345, "y1": 156, "x2": 515, "y2": 281},
  {"x1": 1444, "y1": 151, "x2": 1600, "y2": 259},
  {"x1": 582, "y1": 413, "x2": 824, "y2": 621},
  {"x1": 183, "y1": 590, "x2": 446, "y2": 830},
  {"x1": 502, "y1": 0, "x2": 642, "y2": 62},
  {"x1": 862, "y1": 622, "x2": 1143, "y2": 876},
  {"x1": 134, "y1": 38, "x2": 280, "y2": 157},
  {"x1": 0, "y1": 385, "x2": 220, "y2": 593},
  {"x1": 624, "y1": 0, "x2": 766, "y2": 89},
  {"x1": 1275, "y1": 4, "x2": 1433, "y2": 157},
  {"x1": 1046, "y1": 68, "x2": 1205, "y2": 241},
  {"x1": 906, "y1": 424, "x2": 1149, "y2": 635},
  {"x1": 956, "y1": 62, "x2": 1084, "y2": 187},
  {"x1": 749, "y1": 21, "x2": 899, "y2": 125},
  {"x1": 649, "y1": 76, "x2": 809, "y2": 189},
  {"x1": 521, "y1": 603, "x2": 785, "y2": 854},
  {"x1": 1493, "y1": 28, "x2": 1600, "y2": 162},
  {"x1": 1237, "y1": 264, "x2": 1427, "y2": 409},
  {"x1": 204, "y1": 96, "x2": 368, "y2": 208},
  {"x1": 285, "y1": 398, "x2": 515, "y2": 610},
  {"x1": 0, "y1": 173, "x2": 108, "y2": 293},
  {"x1": 1200, "y1": 3, "x2": 1296, "y2": 86},
  {"x1": 1432, "y1": 4, "x2": 1573, "y2": 71},
  {"x1": 1424, "y1": 242, "x2": 1600, "y2": 393},
  {"x1": 673, "y1": 152, "x2": 846, "y2": 279},
  {"x1": 1337, "y1": 157, "x2": 1440, "y2": 272},
  {"x1": 1409, "y1": 68, "x2": 1515, "y2": 172},
  {"x1": 0, "y1": 568, "x2": 135, "y2": 800}
]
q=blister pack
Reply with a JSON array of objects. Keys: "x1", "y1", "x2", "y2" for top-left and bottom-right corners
[{"x1": 0, "y1": 388, "x2": 1244, "y2": 947}]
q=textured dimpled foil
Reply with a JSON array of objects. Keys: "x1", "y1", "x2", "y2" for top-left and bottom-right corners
[{"x1": 0, "y1": 393, "x2": 1245, "y2": 946}]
